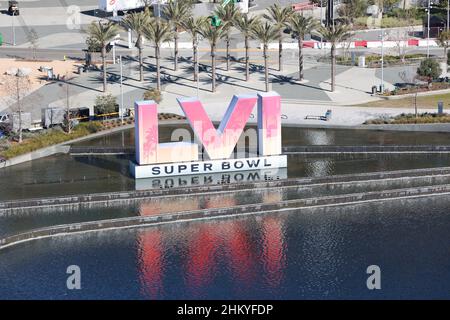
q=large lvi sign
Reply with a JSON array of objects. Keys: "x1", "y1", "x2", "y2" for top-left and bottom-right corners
[{"x1": 130, "y1": 91, "x2": 287, "y2": 179}]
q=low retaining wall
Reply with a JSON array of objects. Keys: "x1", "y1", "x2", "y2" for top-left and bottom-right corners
[
  {"x1": 3, "y1": 166, "x2": 450, "y2": 212},
  {"x1": 0, "y1": 124, "x2": 135, "y2": 169},
  {"x1": 379, "y1": 88, "x2": 450, "y2": 100},
  {"x1": 67, "y1": 145, "x2": 450, "y2": 156},
  {"x1": 0, "y1": 145, "x2": 70, "y2": 169},
  {"x1": 283, "y1": 145, "x2": 450, "y2": 153},
  {"x1": 2, "y1": 182, "x2": 450, "y2": 251},
  {"x1": 359, "y1": 123, "x2": 450, "y2": 132}
]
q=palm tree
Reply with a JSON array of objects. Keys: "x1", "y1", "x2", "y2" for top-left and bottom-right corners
[
  {"x1": 200, "y1": 23, "x2": 226, "y2": 92},
  {"x1": 121, "y1": 11, "x2": 150, "y2": 82},
  {"x1": 234, "y1": 12, "x2": 260, "y2": 81},
  {"x1": 288, "y1": 14, "x2": 318, "y2": 81},
  {"x1": 182, "y1": 16, "x2": 207, "y2": 81},
  {"x1": 163, "y1": 0, "x2": 192, "y2": 71},
  {"x1": 214, "y1": 3, "x2": 239, "y2": 71},
  {"x1": 318, "y1": 24, "x2": 352, "y2": 92},
  {"x1": 143, "y1": 18, "x2": 173, "y2": 91},
  {"x1": 251, "y1": 21, "x2": 278, "y2": 92},
  {"x1": 86, "y1": 21, "x2": 121, "y2": 92},
  {"x1": 263, "y1": 3, "x2": 293, "y2": 72}
]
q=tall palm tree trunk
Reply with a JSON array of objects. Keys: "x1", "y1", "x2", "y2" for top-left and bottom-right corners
[
  {"x1": 298, "y1": 38, "x2": 303, "y2": 81},
  {"x1": 226, "y1": 34, "x2": 230, "y2": 71},
  {"x1": 156, "y1": 45, "x2": 161, "y2": 91},
  {"x1": 174, "y1": 32, "x2": 179, "y2": 71},
  {"x1": 278, "y1": 31, "x2": 283, "y2": 72},
  {"x1": 211, "y1": 44, "x2": 216, "y2": 92},
  {"x1": 245, "y1": 36, "x2": 250, "y2": 81},
  {"x1": 264, "y1": 45, "x2": 269, "y2": 92},
  {"x1": 138, "y1": 43, "x2": 144, "y2": 82},
  {"x1": 102, "y1": 46, "x2": 107, "y2": 92},
  {"x1": 331, "y1": 45, "x2": 336, "y2": 92},
  {"x1": 193, "y1": 40, "x2": 198, "y2": 81}
]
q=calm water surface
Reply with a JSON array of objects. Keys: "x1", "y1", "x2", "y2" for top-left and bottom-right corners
[
  {"x1": 0, "y1": 195, "x2": 449, "y2": 299},
  {"x1": 1, "y1": 127, "x2": 450, "y2": 200},
  {"x1": 1, "y1": 127, "x2": 450, "y2": 299}
]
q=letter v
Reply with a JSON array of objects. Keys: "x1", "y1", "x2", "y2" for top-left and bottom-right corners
[{"x1": 177, "y1": 95, "x2": 257, "y2": 160}]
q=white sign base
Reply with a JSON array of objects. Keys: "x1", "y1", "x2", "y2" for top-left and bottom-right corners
[{"x1": 130, "y1": 155, "x2": 287, "y2": 179}]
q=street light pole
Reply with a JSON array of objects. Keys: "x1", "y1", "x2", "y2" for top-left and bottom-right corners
[
  {"x1": 112, "y1": 43, "x2": 116, "y2": 64},
  {"x1": 381, "y1": 31, "x2": 385, "y2": 93},
  {"x1": 320, "y1": 0, "x2": 323, "y2": 49},
  {"x1": 157, "y1": 0, "x2": 161, "y2": 19},
  {"x1": 427, "y1": 0, "x2": 431, "y2": 58},
  {"x1": 119, "y1": 55, "x2": 124, "y2": 125},
  {"x1": 12, "y1": 11, "x2": 16, "y2": 46},
  {"x1": 196, "y1": 34, "x2": 200, "y2": 97}
]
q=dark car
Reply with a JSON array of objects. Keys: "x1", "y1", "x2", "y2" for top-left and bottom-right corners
[{"x1": 8, "y1": 1, "x2": 20, "y2": 16}]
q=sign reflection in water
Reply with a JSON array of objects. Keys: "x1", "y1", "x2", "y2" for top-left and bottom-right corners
[
  {"x1": 137, "y1": 190, "x2": 285, "y2": 299},
  {"x1": 135, "y1": 168, "x2": 288, "y2": 190}
]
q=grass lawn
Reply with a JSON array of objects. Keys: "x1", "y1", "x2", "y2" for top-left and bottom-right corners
[{"x1": 357, "y1": 93, "x2": 450, "y2": 109}]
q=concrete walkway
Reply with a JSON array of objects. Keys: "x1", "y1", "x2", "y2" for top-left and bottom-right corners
[{"x1": 1, "y1": 47, "x2": 435, "y2": 125}]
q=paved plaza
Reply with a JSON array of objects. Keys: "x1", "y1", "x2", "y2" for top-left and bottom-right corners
[{"x1": 0, "y1": 0, "x2": 444, "y2": 126}]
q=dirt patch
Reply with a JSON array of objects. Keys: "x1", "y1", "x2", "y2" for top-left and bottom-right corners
[{"x1": 0, "y1": 59, "x2": 79, "y2": 98}]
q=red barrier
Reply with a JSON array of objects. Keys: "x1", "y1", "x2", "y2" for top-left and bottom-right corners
[
  {"x1": 292, "y1": 3, "x2": 316, "y2": 11},
  {"x1": 303, "y1": 41, "x2": 315, "y2": 48},
  {"x1": 354, "y1": 40, "x2": 368, "y2": 47},
  {"x1": 408, "y1": 39, "x2": 419, "y2": 46}
]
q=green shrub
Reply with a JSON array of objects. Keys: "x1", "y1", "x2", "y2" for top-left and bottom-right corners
[
  {"x1": 381, "y1": 17, "x2": 421, "y2": 28},
  {"x1": 0, "y1": 121, "x2": 106, "y2": 159},
  {"x1": 81, "y1": 121, "x2": 103, "y2": 134},
  {"x1": 143, "y1": 88, "x2": 162, "y2": 104},
  {"x1": 417, "y1": 58, "x2": 442, "y2": 81},
  {"x1": 94, "y1": 94, "x2": 118, "y2": 116},
  {"x1": 365, "y1": 113, "x2": 450, "y2": 125}
]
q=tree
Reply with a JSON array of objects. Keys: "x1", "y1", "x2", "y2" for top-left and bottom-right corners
[
  {"x1": 318, "y1": 24, "x2": 352, "y2": 92},
  {"x1": 381, "y1": 0, "x2": 400, "y2": 13},
  {"x1": 3, "y1": 74, "x2": 32, "y2": 143},
  {"x1": 143, "y1": 17, "x2": 173, "y2": 91},
  {"x1": 26, "y1": 28, "x2": 39, "y2": 60},
  {"x1": 59, "y1": 73, "x2": 73, "y2": 134},
  {"x1": 437, "y1": 30, "x2": 450, "y2": 61},
  {"x1": 122, "y1": 11, "x2": 150, "y2": 82},
  {"x1": 182, "y1": 16, "x2": 208, "y2": 81},
  {"x1": 417, "y1": 58, "x2": 441, "y2": 82},
  {"x1": 263, "y1": 3, "x2": 294, "y2": 72},
  {"x1": 163, "y1": 0, "x2": 192, "y2": 71},
  {"x1": 388, "y1": 27, "x2": 414, "y2": 62},
  {"x1": 251, "y1": 21, "x2": 278, "y2": 92},
  {"x1": 399, "y1": 69, "x2": 419, "y2": 118},
  {"x1": 86, "y1": 35, "x2": 102, "y2": 53},
  {"x1": 94, "y1": 93, "x2": 118, "y2": 117},
  {"x1": 234, "y1": 12, "x2": 260, "y2": 81},
  {"x1": 338, "y1": 0, "x2": 367, "y2": 24},
  {"x1": 200, "y1": 23, "x2": 226, "y2": 92},
  {"x1": 215, "y1": 2, "x2": 240, "y2": 71},
  {"x1": 86, "y1": 21, "x2": 121, "y2": 92},
  {"x1": 288, "y1": 14, "x2": 318, "y2": 81}
]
